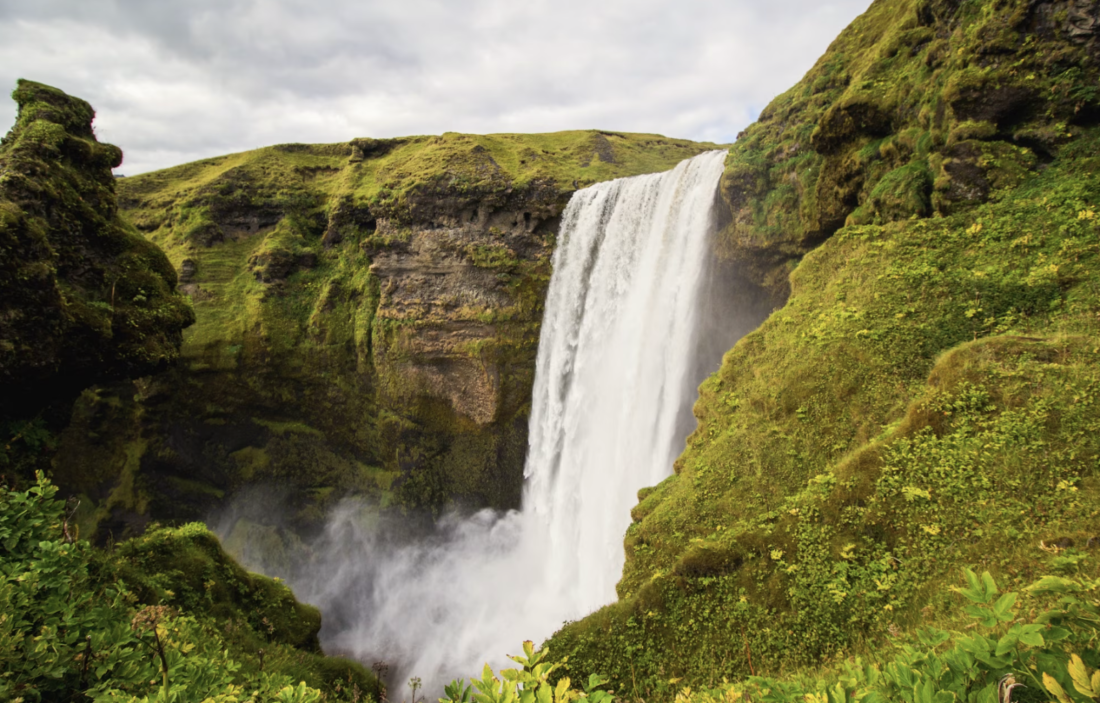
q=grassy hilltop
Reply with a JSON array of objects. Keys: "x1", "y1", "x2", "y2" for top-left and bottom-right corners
[{"x1": 546, "y1": 0, "x2": 1100, "y2": 698}]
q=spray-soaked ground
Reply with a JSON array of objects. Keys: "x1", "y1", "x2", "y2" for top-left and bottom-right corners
[{"x1": 214, "y1": 150, "x2": 766, "y2": 693}]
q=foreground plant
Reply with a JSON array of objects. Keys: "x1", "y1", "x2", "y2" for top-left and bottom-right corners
[
  {"x1": 441, "y1": 641, "x2": 612, "y2": 703},
  {"x1": 674, "y1": 569, "x2": 1100, "y2": 703},
  {"x1": 0, "y1": 473, "x2": 356, "y2": 702}
]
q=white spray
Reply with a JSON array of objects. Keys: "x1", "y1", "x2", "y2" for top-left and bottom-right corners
[{"x1": 220, "y1": 150, "x2": 734, "y2": 692}]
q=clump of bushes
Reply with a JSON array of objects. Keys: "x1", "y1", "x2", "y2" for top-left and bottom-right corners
[{"x1": 0, "y1": 473, "x2": 378, "y2": 702}]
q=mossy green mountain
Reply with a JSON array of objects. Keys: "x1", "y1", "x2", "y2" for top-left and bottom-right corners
[
  {"x1": 546, "y1": 0, "x2": 1100, "y2": 698},
  {"x1": 61, "y1": 128, "x2": 718, "y2": 539}
]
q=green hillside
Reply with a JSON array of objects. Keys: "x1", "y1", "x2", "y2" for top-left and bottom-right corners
[{"x1": 546, "y1": 0, "x2": 1100, "y2": 697}]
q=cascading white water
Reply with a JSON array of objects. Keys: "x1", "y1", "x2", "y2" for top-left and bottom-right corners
[
  {"x1": 522, "y1": 149, "x2": 730, "y2": 612},
  {"x1": 218, "y1": 150, "x2": 733, "y2": 692}
]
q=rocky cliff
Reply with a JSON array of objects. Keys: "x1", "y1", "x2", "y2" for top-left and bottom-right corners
[
  {"x1": 549, "y1": 0, "x2": 1100, "y2": 696},
  {"x1": 59, "y1": 131, "x2": 719, "y2": 539},
  {"x1": 0, "y1": 81, "x2": 388, "y2": 702},
  {"x1": 0, "y1": 80, "x2": 194, "y2": 480},
  {"x1": 715, "y1": 0, "x2": 1100, "y2": 303}
]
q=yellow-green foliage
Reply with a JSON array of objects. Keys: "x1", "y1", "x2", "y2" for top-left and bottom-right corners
[
  {"x1": 548, "y1": 106, "x2": 1100, "y2": 703},
  {"x1": 666, "y1": 570, "x2": 1100, "y2": 703}
]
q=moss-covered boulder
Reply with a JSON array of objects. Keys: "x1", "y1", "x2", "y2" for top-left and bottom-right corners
[
  {"x1": 0, "y1": 80, "x2": 194, "y2": 420},
  {"x1": 112, "y1": 521, "x2": 323, "y2": 651},
  {"x1": 57, "y1": 131, "x2": 721, "y2": 538},
  {"x1": 547, "y1": 0, "x2": 1100, "y2": 697}
]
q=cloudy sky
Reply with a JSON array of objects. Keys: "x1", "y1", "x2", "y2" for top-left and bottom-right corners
[{"x1": 0, "y1": 0, "x2": 871, "y2": 175}]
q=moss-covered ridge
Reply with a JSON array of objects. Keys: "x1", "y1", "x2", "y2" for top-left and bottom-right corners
[
  {"x1": 61, "y1": 130, "x2": 718, "y2": 538},
  {"x1": 0, "y1": 80, "x2": 194, "y2": 418},
  {"x1": 716, "y1": 0, "x2": 1100, "y2": 302},
  {"x1": 546, "y1": 0, "x2": 1100, "y2": 697}
]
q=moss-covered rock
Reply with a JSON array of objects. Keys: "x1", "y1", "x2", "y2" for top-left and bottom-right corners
[
  {"x1": 715, "y1": 0, "x2": 1100, "y2": 305},
  {"x1": 59, "y1": 130, "x2": 720, "y2": 538},
  {"x1": 113, "y1": 521, "x2": 322, "y2": 651},
  {"x1": 0, "y1": 80, "x2": 194, "y2": 420}
]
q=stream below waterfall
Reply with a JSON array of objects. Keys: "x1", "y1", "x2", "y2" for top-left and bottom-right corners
[{"x1": 214, "y1": 150, "x2": 767, "y2": 693}]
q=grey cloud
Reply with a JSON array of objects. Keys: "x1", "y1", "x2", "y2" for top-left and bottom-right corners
[{"x1": 0, "y1": 0, "x2": 871, "y2": 174}]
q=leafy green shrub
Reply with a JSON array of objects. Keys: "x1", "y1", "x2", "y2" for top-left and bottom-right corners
[
  {"x1": 0, "y1": 473, "x2": 370, "y2": 702},
  {"x1": 441, "y1": 641, "x2": 613, "y2": 703}
]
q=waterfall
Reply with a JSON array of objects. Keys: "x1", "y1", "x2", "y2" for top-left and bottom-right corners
[
  {"x1": 217, "y1": 150, "x2": 737, "y2": 692},
  {"x1": 523, "y1": 149, "x2": 730, "y2": 612}
]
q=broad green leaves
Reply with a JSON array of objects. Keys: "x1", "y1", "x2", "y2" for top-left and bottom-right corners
[{"x1": 442, "y1": 643, "x2": 612, "y2": 703}]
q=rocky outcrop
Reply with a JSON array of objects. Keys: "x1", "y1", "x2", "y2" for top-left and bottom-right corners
[
  {"x1": 54, "y1": 131, "x2": 717, "y2": 539},
  {"x1": 715, "y1": 0, "x2": 1100, "y2": 307},
  {"x1": 0, "y1": 81, "x2": 193, "y2": 477}
]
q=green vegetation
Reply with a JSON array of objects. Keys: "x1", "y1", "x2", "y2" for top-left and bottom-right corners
[
  {"x1": 0, "y1": 474, "x2": 379, "y2": 702},
  {"x1": 8, "y1": 0, "x2": 1100, "y2": 697},
  {"x1": 546, "y1": 0, "x2": 1100, "y2": 698},
  {"x1": 0, "y1": 79, "x2": 193, "y2": 451},
  {"x1": 715, "y1": 0, "x2": 1100, "y2": 303},
  {"x1": 667, "y1": 569, "x2": 1100, "y2": 703},
  {"x1": 441, "y1": 641, "x2": 613, "y2": 703}
]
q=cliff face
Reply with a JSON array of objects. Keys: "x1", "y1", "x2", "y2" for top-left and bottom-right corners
[
  {"x1": 0, "y1": 80, "x2": 194, "y2": 482},
  {"x1": 60, "y1": 132, "x2": 718, "y2": 538},
  {"x1": 549, "y1": 0, "x2": 1100, "y2": 695},
  {"x1": 0, "y1": 81, "x2": 194, "y2": 416}
]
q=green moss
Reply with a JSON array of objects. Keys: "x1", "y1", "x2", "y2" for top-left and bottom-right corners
[
  {"x1": 0, "y1": 80, "x2": 194, "y2": 424},
  {"x1": 715, "y1": 0, "x2": 1100, "y2": 302},
  {"x1": 114, "y1": 521, "x2": 322, "y2": 650},
  {"x1": 1, "y1": 474, "x2": 379, "y2": 701},
  {"x1": 114, "y1": 521, "x2": 379, "y2": 700},
  {"x1": 252, "y1": 418, "x2": 325, "y2": 438}
]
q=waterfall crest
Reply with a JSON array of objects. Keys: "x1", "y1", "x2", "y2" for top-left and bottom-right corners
[{"x1": 219, "y1": 150, "x2": 733, "y2": 692}]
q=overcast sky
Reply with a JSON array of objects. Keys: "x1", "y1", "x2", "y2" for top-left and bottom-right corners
[{"x1": 0, "y1": 0, "x2": 871, "y2": 175}]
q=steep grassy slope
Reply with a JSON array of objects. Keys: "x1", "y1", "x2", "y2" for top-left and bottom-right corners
[
  {"x1": 715, "y1": 0, "x2": 1100, "y2": 302},
  {"x1": 547, "y1": 0, "x2": 1100, "y2": 697},
  {"x1": 0, "y1": 80, "x2": 194, "y2": 478},
  {"x1": 63, "y1": 131, "x2": 719, "y2": 539}
]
